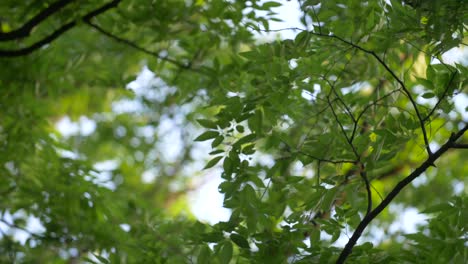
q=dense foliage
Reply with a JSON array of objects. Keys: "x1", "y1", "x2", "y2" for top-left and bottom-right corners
[{"x1": 1, "y1": 0, "x2": 467, "y2": 263}]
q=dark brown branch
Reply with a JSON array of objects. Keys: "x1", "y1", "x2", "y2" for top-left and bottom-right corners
[
  {"x1": 336, "y1": 123, "x2": 468, "y2": 264},
  {"x1": 0, "y1": 0, "x2": 75, "y2": 41},
  {"x1": 359, "y1": 166, "x2": 372, "y2": 216},
  {"x1": 452, "y1": 143, "x2": 468, "y2": 149},
  {"x1": 0, "y1": 0, "x2": 121, "y2": 57}
]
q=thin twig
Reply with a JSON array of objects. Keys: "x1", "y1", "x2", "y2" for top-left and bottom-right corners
[
  {"x1": 423, "y1": 71, "x2": 457, "y2": 122},
  {"x1": 84, "y1": 21, "x2": 206, "y2": 74},
  {"x1": 324, "y1": 33, "x2": 432, "y2": 155},
  {"x1": 250, "y1": 26, "x2": 433, "y2": 155},
  {"x1": 359, "y1": 167, "x2": 372, "y2": 216},
  {"x1": 297, "y1": 150, "x2": 357, "y2": 165},
  {"x1": 326, "y1": 84, "x2": 360, "y2": 159}
]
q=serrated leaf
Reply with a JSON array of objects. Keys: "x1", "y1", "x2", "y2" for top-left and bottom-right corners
[
  {"x1": 204, "y1": 156, "x2": 223, "y2": 169},
  {"x1": 197, "y1": 119, "x2": 218, "y2": 129},
  {"x1": 195, "y1": 131, "x2": 219, "y2": 141},
  {"x1": 230, "y1": 233, "x2": 250, "y2": 248}
]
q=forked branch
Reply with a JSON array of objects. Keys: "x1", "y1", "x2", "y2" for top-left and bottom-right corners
[{"x1": 336, "y1": 123, "x2": 468, "y2": 263}]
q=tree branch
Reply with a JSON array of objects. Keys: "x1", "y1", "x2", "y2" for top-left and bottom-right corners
[
  {"x1": 324, "y1": 33, "x2": 432, "y2": 155},
  {"x1": 84, "y1": 20, "x2": 204, "y2": 73},
  {"x1": 452, "y1": 143, "x2": 468, "y2": 149},
  {"x1": 423, "y1": 71, "x2": 457, "y2": 122},
  {"x1": 336, "y1": 122, "x2": 468, "y2": 264},
  {"x1": 250, "y1": 26, "x2": 433, "y2": 155},
  {"x1": 359, "y1": 167, "x2": 372, "y2": 216},
  {"x1": 0, "y1": 0, "x2": 121, "y2": 57},
  {"x1": 0, "y1": 0, "x2": 75, "y2": 41}
]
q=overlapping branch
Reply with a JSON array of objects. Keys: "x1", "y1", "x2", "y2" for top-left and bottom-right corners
[
  {"x1": 336, "y1": 123, "x2": 468, "y2": 263},
  {"x1": 253, "y1": 26, "x2": 433, "y2": 155},
  {"x1": 323, "y1": 33, "x2": 432, "y2": 156},
  {"x1": 0, "y1": 0, "x2": 75, "y2": 41},
  {"x1": 0, "y1": 0, "x2": 121, "y2": 57}
]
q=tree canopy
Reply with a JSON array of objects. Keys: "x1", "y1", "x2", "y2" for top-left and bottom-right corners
[{"x1": 0, "y1": 0, "x2": 467, "y2": 263}]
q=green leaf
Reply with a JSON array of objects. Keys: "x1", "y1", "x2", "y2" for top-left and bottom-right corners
[
  {"x1": 421, "y1": 92, "x2": 436, "y2": 99},
  {"x1": 230, "y1": 233, "x2": 250, "y2": 248},
  {"x1": 232, "y1": 133, "x2": 256, "y2": 149},
  {"x1": 416, "y1": 77, "x2": 435, "y2": 90},
  {"x1": 204, "y1": 156, "x2": 223, "y2": 169},
  {"x1": 223, "y1": 157, "x2": 233, "y2": 176},
  {"x1": 197, "y1": 119, "x2": 218, "y2": 129},
  {"x1": 286, "y1": 176, "x2": 304, "y2": 183},
  {"x1": 197, "y1": 245, "x2": 212, "y2": 263},
  {"x1": 219, "y1": 241, "x2": 233, "y2": 264},
  {"x1": 212, "y1": 135, "x2": 224, "y2": 148},
  {"x1": 203, "y1": 232, "x2": 225, "y2": 242},
  {"x1": 260, "y1": 1, "x2": 282, "y2": 10},
  {"x1": 241, "y1": 143, "x2": 256, "y2": 155},
  {"x1": 295, "y1": 30, "x2": 310, "y2": 48},
  {"x1": 321, "y1": 187, "x2": 338, "y2": 211},
  {"x1": 209, "y1": 149, "x2": 225, "y2": 155},
  {"x1": 195, "y1": 131, "x2": 219, "y2": 141},
  {"x1": 421, "y1": 203, "x2": 451, "y2": 214},
  {"x1": 92, "y1": 254, "x2": 110, "y2": 264},
  {"x1": 235, "y1": 125, "x2": 245, "y2": 133},
  {"x1": 366, "y1": 9, "x2": 375, "y2": 30},
  {"x1": 248, "y1": 109, "x2": 263, "y2": 135}
]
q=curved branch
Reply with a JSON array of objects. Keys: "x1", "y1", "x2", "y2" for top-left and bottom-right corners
[
  {"x1": 0, "y1": 0, "x2": 75, "y2": 41},
  {"x1": 84, "y1": 21, "x2": 204, "y2": 73},
  {"x1": 0, "y1": 0, "x2": 121, "y2": 57},
  {"x1": 336, "y1": 123, "x2": 468, "y2": 264},
  {"x1": 359, "y1": 166, "x2": 372, "y2": 216},
  {"x1": 423, "y1": 71, "x2": 457, "y2": 122}
]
